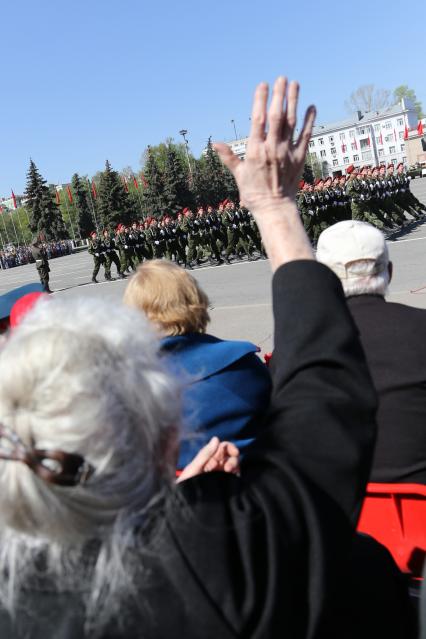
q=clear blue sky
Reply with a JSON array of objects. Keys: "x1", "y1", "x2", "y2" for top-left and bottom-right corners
[{"x1": 2, "y1": 0, "x2": 425, "y2": 193}]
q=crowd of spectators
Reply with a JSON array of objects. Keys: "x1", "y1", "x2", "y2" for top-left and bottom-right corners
[
  {"x1": 0, "y1": 77, "x2": 423, "y2": 638},
  {"x1": 0, "y1": 240, "x2": 73, "y2": 269}
]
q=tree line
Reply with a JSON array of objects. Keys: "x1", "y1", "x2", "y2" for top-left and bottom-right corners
[{"x1": 2, "y1": 138, "x2": 240, "y2": 244}]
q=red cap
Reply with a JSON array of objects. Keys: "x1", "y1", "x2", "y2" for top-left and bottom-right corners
[
  {"x1": 314, "y1": 178, "x2": 323, "y2": 186},
  {"x1": 90, "y1": 231, "x2": 97, "y2": 237},
  {"x1": 298, "y1": 180, "x2": 305, "y2": 189},
  {"x1": 10, "y1": 292, "x2": 47, "y2": 329},
  {"x1": 387, "y1": 163, "x2": 394, "y2": 169},
  {"x1": 346, "y1": 164, "x2": 355, "y2": 175},
  {"x1": 397, "y1": 162, "x2": 404, "y2": 169}
]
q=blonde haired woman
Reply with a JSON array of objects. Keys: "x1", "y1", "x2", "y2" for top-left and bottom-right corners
[{"x1": 123, "y1": 259, "x2": 272, "y2": 469}]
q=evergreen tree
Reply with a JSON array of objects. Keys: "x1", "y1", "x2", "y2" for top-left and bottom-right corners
[
  {"x1": 163, "y1": 143, "x2": 193, "y2": 215},
  {"x1": 142, "y1": 149, "x2": 167, "y2": 217},
  {"x1": 24, "y1": 159, "x2": 67, "y2": 240},
  {"x1": 96, "y1": 160, "x2": 135, "y2": 229},
  {"x1": 201, "y1": 138, "x2": 227, "y2": 205},
  {"x1": 302, "y1": 161, "x2": 314, "y2": 184},
  {"x1": 222, "y1": 164, "x2": 240, "y2": 203},
  {"x1": 190, "y1": 159, "x2": 209, "y2": 208},
  {"x1": 71, "y1": 173, "x2": 95, "y2": 237}
]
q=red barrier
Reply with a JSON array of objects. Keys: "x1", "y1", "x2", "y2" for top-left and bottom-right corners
[{"x1": 357, "y1": 483, "x2": 426, "y2": 577}]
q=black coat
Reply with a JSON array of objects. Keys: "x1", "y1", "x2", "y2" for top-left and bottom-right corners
[
  {"x1": 0, "y1": 263, "x2": 415, "y2": 638},
  {"x1": 348, "y1": 294, "x2": 426, "y2": 484}
]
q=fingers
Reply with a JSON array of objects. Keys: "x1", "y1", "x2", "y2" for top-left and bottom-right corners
[
  {"x1": 176, "y1": 436, "x2": 220, "y2": 483},
  {"x1": 213, "y1": 143, "x2": 241, "y2": 175},
  {"x1": 282, "y1": 81, "x2": 299, "y2": 141},
  {"x1": 266, "y1": 76, "x2": 287, "y2": 149},
  {"x1": 249, "y1": 82, "x2": 268, "y2": 143},
  {"x1": 295, "y1": 105, "x2": 317, "y2": 163}
]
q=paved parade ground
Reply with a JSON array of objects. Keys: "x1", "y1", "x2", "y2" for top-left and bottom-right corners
[{"x1": 1, "y1": 178, "x2": 426, "y2": 355}]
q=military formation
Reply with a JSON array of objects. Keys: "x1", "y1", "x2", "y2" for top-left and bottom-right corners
[
  {"x1": 297, "y1": 162, "x2": 426, "y2": 242},
  {"x1": 87, "y1": 201, "x2": 267, "y2": 281},
  {"x1": 87, "y1": 163, "x2": 425, "y2": 281}
]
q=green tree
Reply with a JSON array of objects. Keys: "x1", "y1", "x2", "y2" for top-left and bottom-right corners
[
  {"x1": 71, "y1": 173, "x2": 95, "y2": 237},
  {"x1": 142, "y1": 149, "x2": 167, "y2": 217},
  {"x1": 393, "y1": 85, "x2": 424, "y2": 118},
  {"x1": 24, "y1": 159, "x2": 67, "y2": 240},
  {"x1": 163, "y1": 143, "x2": 193, "y2": 215},
  {"x1": 96, "y1": 160, "x2": 135, "y2": 229},
  {"x1": 200, "y1": 137, "x2": 227, "y2": 205},
  {"x1": 302, "y1": 160, "x2": 314, "y2": 183},
  {"x1": 305, "y1": 153, "x2": 322, "y2": 179},
  {"x1": 140, "y1": 138, "x2": 192, "y2": 174}
]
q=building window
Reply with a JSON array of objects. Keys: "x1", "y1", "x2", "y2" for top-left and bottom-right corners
[
  {"x1": 329, "y1": 135, "x2": 334, "y2": 144},
  {"x1": 389, "y1": 146, "x2": 396, "y2": 153},
  {"x1": 356, "y1": 127, "x2": 365, "y2": 136},
  {"x1": 318, "y1": 138, "x2": 324, "y2": 145},
  {"x1": 331, "y1": 147, "x2": 337, "y2": 155},
  {"x1": 385, "y1": 121, "x2": 392, "y2": 129},
  {"x1": 343, "y1": 156, "x2": 349, "y2": 164},
  {"x1": 374, "y1": 124, "x2": 380, "y2": 133},
  {"x1": 361, "y1": 151, "x2": 372, "y2": 161},
  {"x1": 351, "y1": 142, "x2": 357, "y2": 150},
  {"x1": 320, "y1": 149, "x2": 326, "y2": 157},
  {"x1": 333, "y1": 159, "x2": 338, "y2": 166},
  {"x1": 378, "y1": 149, "x2": 384, "y2": 157},
  {"x1": 397, "y1": 118, "x2": 403, "y2": 126},
  {"x1": 399, "y1": 131, "x2": 404, "y2": 139},
  {"x1": 349, "y1": 130, "x2": 355, "y2": 139},
  {"x1": 353, "y1": 154, "x2": 359, "y2": 161},
  {"x1": 400, "y1": 144, "x2": 405, "y2": 151},
  {"x1": 391, "y1": 158, "x2": 397, "y2": 164},
  {"x1": 309, "y1": 140, "x2": 315, "y2": 148},
  {"x1": 402, "y1": 156, "x2": 407, "y2": 163},
  {"x1": 385, "y1": 134, "x2": 394, "y2": 143},
  {"x1": 339, "y1": 132, "x2": 346, "y2": 141},
  {"x1": 360, "y1": 138, "x2": 370, "y2": 150},
  {"x1": 375, "y1": 136, "x2": 381, "y2": 145}
]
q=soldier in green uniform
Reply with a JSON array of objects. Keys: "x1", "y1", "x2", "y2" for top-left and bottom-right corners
[
  {"x1": 146, "y1": 219, "x2": 166, "y2": 259},
  {"x1": 395, "y1": 163, "x2": 425, "y2": 219},
  {"x1": 378, "y1": 165, "x2": 405, "y2": 226},
  {"x1": 205, "y1": 206, "x2": 223, "y2": 264},
  {"x1": 88, "y1": 231, "x2": 107, "y2": 283},
  {"x1": 358, "y1": 166, "x2": 386, "y2": 229},
  {"x1": 115, "y1": 225, "x2": 137, "y2": 273},
  {"x1": 222, "y1": 201, "x2": 252, "y2": 262},
  {"x1": 297, "y1": 180, "x2": 316, "y2": 242},
  {"x1": 30, "y1": 238, "x2": 52, "y2": 293},
  {"x1": 103, "y1": 229, "x2": 125, "y2": 279},
  {"x1": 181, "y1": 209, "x2": 202, "y2": 268}
]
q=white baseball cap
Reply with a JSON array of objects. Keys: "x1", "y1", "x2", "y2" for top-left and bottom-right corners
[{"x1": 316, "y1": 220, "x2": 389, "y2": 280}]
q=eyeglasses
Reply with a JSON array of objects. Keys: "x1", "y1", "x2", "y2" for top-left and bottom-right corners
[{"x1": 0, "y1": 423, "x2": 95, "y2": 487}]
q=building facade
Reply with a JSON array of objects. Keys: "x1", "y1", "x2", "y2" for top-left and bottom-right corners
[{"x1": 226, "y1": 98, "x2": 421, "y2": 176}]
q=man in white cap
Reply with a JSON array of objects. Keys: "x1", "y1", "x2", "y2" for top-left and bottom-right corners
[{"x1": 317, "y1": 220, "x2": 426, "y2": 484}]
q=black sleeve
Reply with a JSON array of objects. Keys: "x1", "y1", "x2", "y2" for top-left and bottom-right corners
[{"x1": 172, "y1": 260, "x2": 379, "y2": 637}]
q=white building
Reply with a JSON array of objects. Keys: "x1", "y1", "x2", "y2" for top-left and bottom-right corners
[{"x1": 226, "y1": 98, "x2": 419, "y2": 176}]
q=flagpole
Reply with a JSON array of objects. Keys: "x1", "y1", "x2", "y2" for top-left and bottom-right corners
[
  {"x1": 86, "y1": 179, "x2": 99, "y2": 233},
  {"x1": 8, "y1": 209, "x2": 20, "y2": 246},
  {"x1": 62, "y1": 188, "x2": 77, "y2": 243},
  {"x1": 0, "y1": 211, "x2": 10, "y2": 244},
  {"x1": 15, "y1": 209, "x2": 27, "y2": 245},
  {"x1": 132, "y1": 175, "x2": 145, "y2": 218}
]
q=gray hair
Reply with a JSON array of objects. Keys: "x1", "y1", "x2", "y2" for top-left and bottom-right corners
[
  {"x1": 329, "y1": 258, "x2": 391, "y2": 297},
  {"x1": 0, "y1": 296, "x2": 181, "y2": 633}
]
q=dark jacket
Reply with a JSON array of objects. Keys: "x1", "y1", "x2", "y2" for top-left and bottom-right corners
[
  {"x1": 160, "y1": 333, "x2": 272, "y2": 469},
  {"x1": 348, "y1": 294, "x2": 426, "y2": 484},
  {"x1": 0, "y1": 262, "x2": 414, "y2": 638}
]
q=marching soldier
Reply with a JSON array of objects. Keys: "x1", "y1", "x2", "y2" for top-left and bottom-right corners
[
  {"x1": 88, "y1": 231, "x2": 107, "y2": 283},
  {"x1": 102, "y1": 230, "x2": 125, "y2": 279},
  {"x1": 115, "y1": 225, "x2": 137, "y2": 273},
  {"x1": 30, "y1": 238, "x2": 52, "y2": 293}
]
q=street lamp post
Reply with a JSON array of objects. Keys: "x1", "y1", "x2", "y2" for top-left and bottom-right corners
[
  {"x1": 179, "y1": 129, "x2": 193, "y2": 181},
  {"x1": 231, "y1": 119, "x2": 238, "y2": 140}
]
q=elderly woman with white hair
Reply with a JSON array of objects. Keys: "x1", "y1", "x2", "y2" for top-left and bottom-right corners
[{"x1": 0, "y1": 80, "x2": 415, "y2": 638}]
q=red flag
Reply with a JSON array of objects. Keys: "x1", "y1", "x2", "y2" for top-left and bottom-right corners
[
  {"x1": 92, "y1": 181, "x2": 97, "y2": 199},
  {"x1": 66, "y1": 186, "x2": 73, "y2": 204},
  {"x1": 341, "y1": 144, "x2": 346, "y2": 153},
  {"x1": 0, "y1": 206, "x2": 3, "y2": 214},
  {"x1": 121, "y1": 176, "x2": 129, "y2": 192},
  {"x1": 404, "y1": 126, "x2": 409, "y2": 140},
  {"x1": 367, "y1": 136, "x2": 371, "y2": 147},
  {"x1": 354, "y1": 139, "x2": 358, "y2": 150},
  {"x1": 418, "y1": 121, "x2": 424, "y2": 136},
  {"x1": 55, "y1": 190, "x2": 60, "y2": 205},
  {"x1": 141, "y1": 173, "x2": 148, "y2": 188},
  {"x1": 379, "y1": 132, "x2": 383, "y2": 145},
  {"x1": 132, "y1": 175, "x2": 139, "y2": 189},
  {"x1": 11, "y1": 190, "x2": 17, "y2": 209}
]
